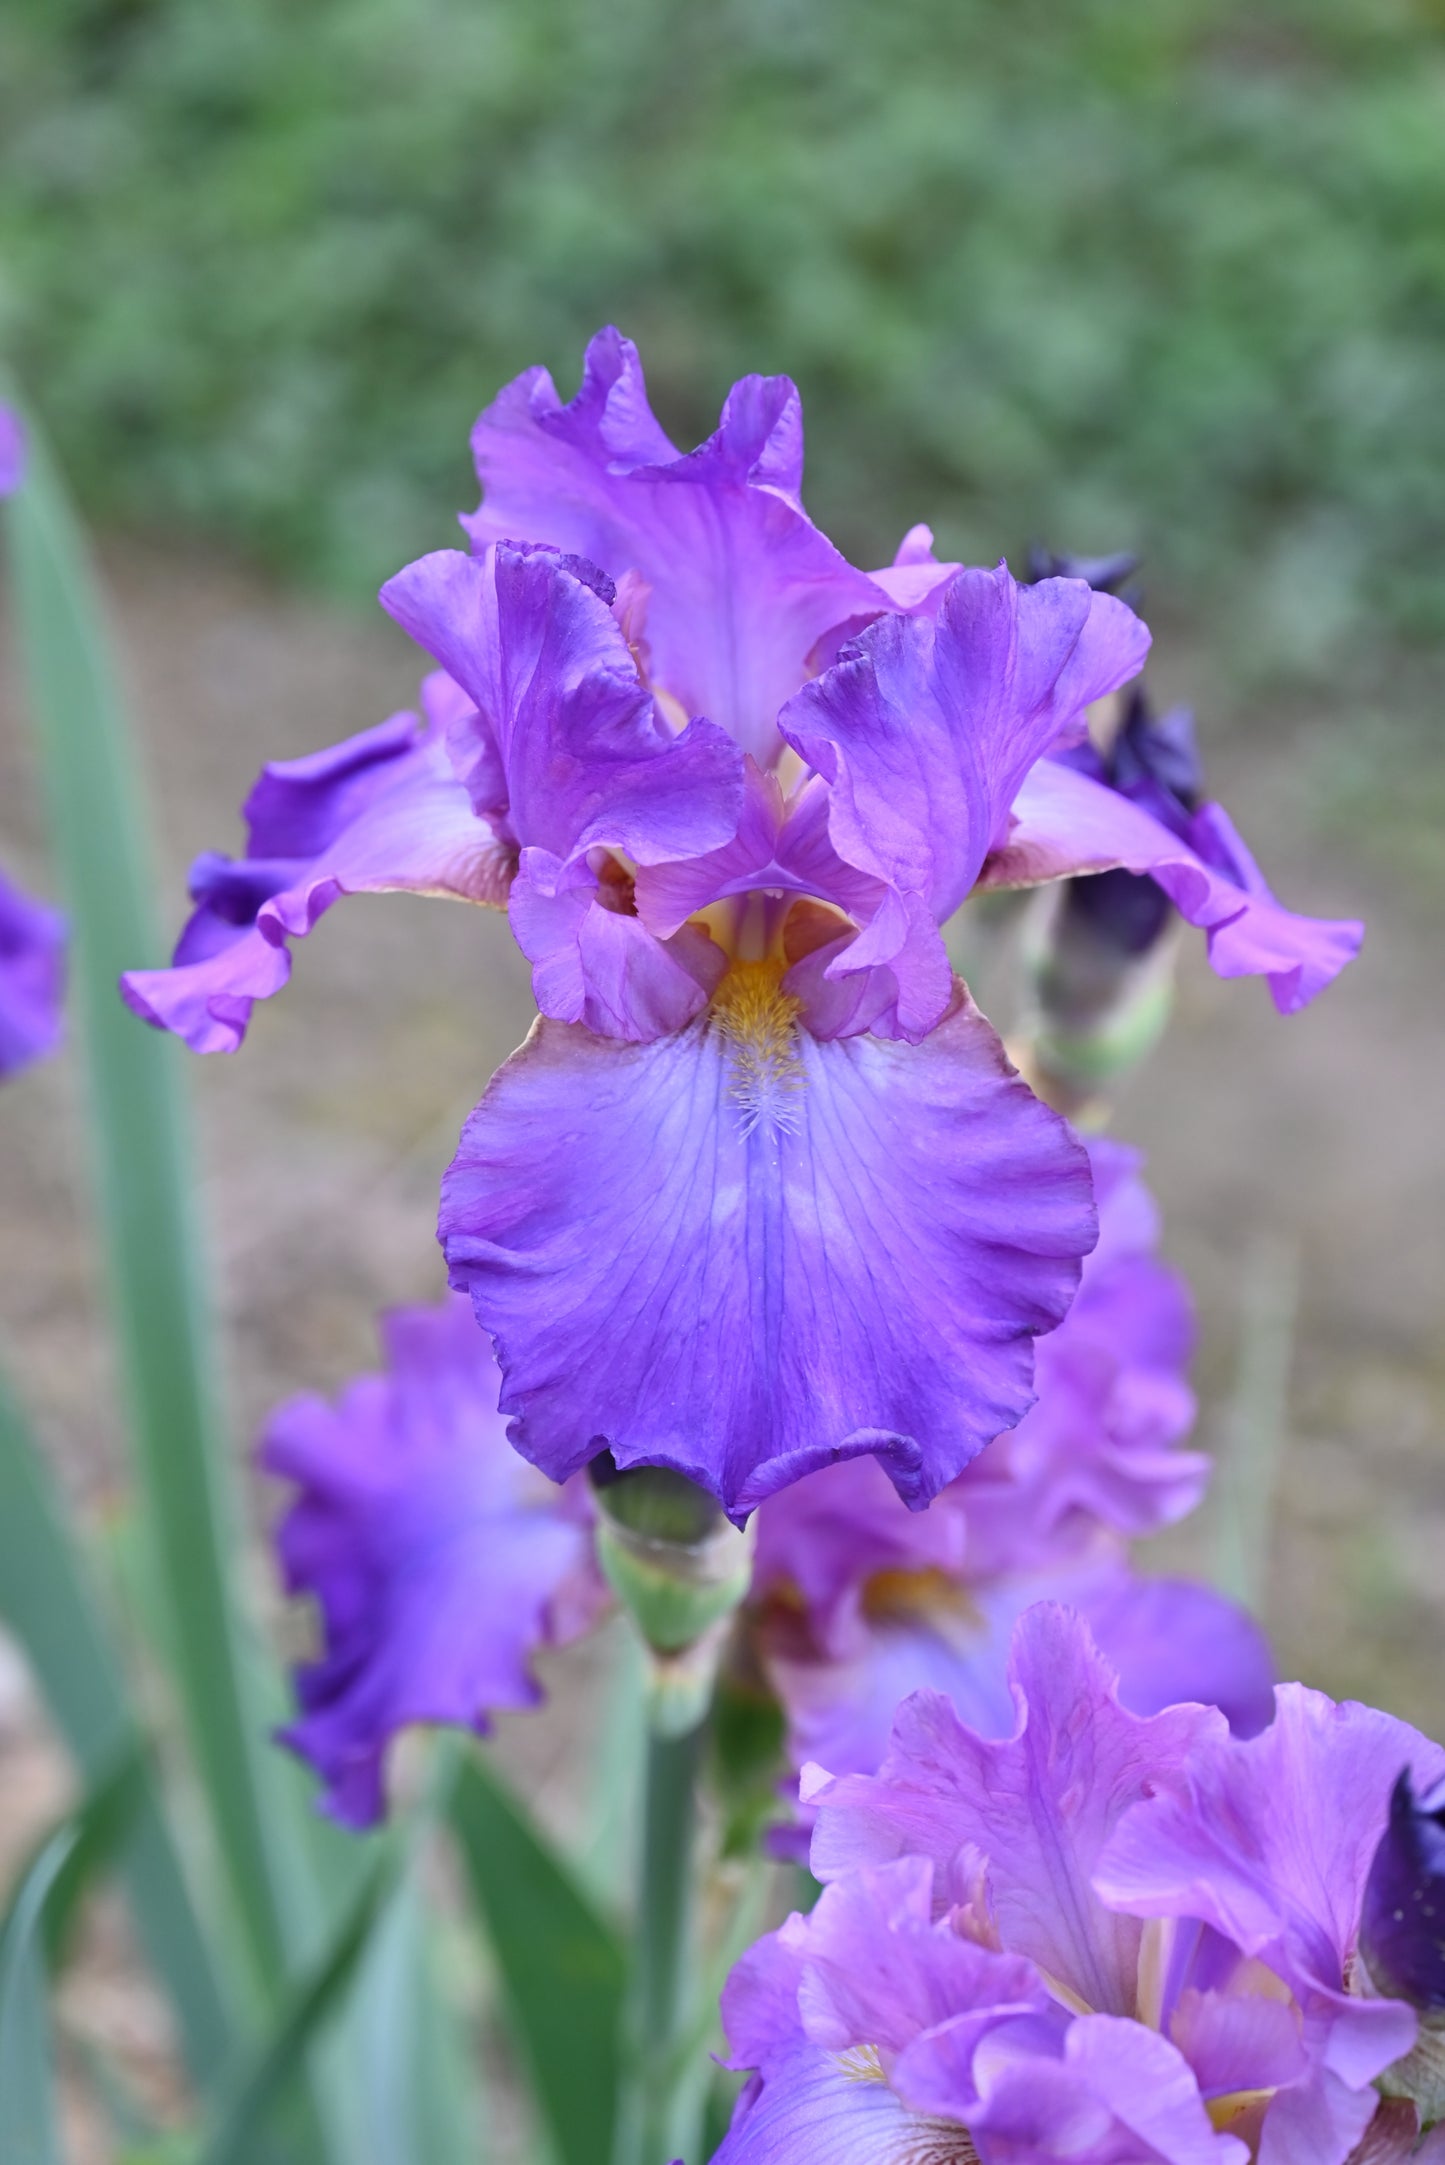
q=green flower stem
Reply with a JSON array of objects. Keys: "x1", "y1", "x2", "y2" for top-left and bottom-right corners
[{"x1": 615, "y1": 1703, "x2": 707, "y2": 2165}]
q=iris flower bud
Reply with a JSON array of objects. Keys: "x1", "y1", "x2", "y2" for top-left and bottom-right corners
[
  {"x1": 1363, "y1": 1768, "x2": 1445, "y2": 2011},
  {"x1": 1018, "y1": 547, "x2": 1203, "y2": 1114},
  {"x1": 1363, "y1": 1768, "x2": 1445, "y2": 2125},
  {"x1": 589, "y1": 1456, "x2": 754, "y2": 1734}
]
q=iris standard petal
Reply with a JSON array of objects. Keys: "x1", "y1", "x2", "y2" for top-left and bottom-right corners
[
  {"x1": 380, "y1": 542, "x2": 743, "y2": 868},
  {"x1": 262, "y1": 1296, "x2": 604, "y2": 1827},
  {"x1": 0, "y1": 866, "x2": 65, "y2": 1078},
  {"x1": 808, "y1": 1604, "x2": 1224, "y2": 2018},
  {"x1": 981, "y1": 757, "x2": 1362, "y2": 1014},
  {"x1": 439, "y1": 983, "x2": 1094, "y2": 1522},
  {"x1": 380, "y1": 541, "x2": 745, "y2": 1034},
  {"x1": 1095, "y1": 1685, "x2": 1445, "y2": 2089},
  {"x1": 462, "y1": 328, "x2": 887, "y2": 766},
  {"x1": 925, "y1": 2012, "x2": 1247, "y2": 2165},
  {"x1": 779, "y1": 564, "x2": 1151, "y2": 1036},
  {"x1": 121, "y1": 708, "x2": 507, "y2": 1053},
  {"x1": 767, "y1": 1568, "x2": 1274, "y2": 1825}
]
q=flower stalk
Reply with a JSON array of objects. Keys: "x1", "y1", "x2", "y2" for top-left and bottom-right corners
[
  {"x1": 593, "y1": 1459, "x2": 751, "y2": 2164},
  {"x1": 612, "y1": 1713, "x2": 707, "y2": 2165}
]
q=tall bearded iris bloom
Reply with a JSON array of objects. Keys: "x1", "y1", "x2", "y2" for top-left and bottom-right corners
[
  {"x1": 121, "y1": 330, "x2": 1359, "y2": 1519},
  {"x1": 266, "y1": 1143, "x2": 1271, "y2": 1835}
]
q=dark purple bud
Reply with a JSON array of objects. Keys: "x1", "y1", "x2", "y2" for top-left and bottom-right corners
[
  {"x1": 1058, "y1": 862, "x2": 1175, "y2": 957},
  {"x1": 1361, "y1": 1768, "x2": 1445, "y2": 2011},
  {"x1": 1025, "y1": 544, "x2": 1140, "y2": 599},
  {"x1": 1110, "y1": 689, "x2": 1204, "y2": 815}
]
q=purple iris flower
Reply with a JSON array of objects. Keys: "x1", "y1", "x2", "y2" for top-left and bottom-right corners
[
  {"x1": 0, "y1": 405, "x2": 26, "y2": 496},
  {"x1": 0, "y1": 866, "x2": 66, "y2": 1079},
  {"x1": 122, "y1": 330, "x2": 1359, "y2": 1519},
  {"x1": 762, "y1": 1565, "x2": 1274, "y2": 1843},
  {"x1": 261, "y1": 1293, "x2": 606, "y2": 1828},
  {"x1": 732, "y1": 1606, "x2": 1443, "y2": 2165}
]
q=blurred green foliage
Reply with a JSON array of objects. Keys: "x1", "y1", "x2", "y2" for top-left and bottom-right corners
[{"x1": 3, "y1": 0, "x2": 1445, "y2": 668}]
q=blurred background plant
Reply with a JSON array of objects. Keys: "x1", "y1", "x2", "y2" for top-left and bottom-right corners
[{"x1": 2, "y1": 0, "x2": 1444, "y2": 668}]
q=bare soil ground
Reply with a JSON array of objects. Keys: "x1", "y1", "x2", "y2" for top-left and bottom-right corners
[{"x1": 2, "y1": 539, "x2": 1442, "y2": 2154}]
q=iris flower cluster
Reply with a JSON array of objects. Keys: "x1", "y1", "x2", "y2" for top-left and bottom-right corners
[
  {"x1": 721, "y1": 1608, "x2": 1445, "y2": 2165},
  {"x1": 122, "y1": 327, "x2": 1360, "y2": 1524},
  {"x1": 116, "y1": 334, "x2": 1438, "y2": 2162},
  {"x1": 257, "y1": 1135, "x2": 1266, "y2": 1829}
]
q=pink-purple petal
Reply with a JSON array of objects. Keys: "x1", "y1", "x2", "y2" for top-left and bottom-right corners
[
  {"x1": 1095, "y1": 1686, "x2": 1445, "y2": 2089},
  {"x1": 711, "y1": 2040, "x2": 941, "y2": 2165},
  {"x1": 982, "y1": 757, "x2": 1362, "y2": 1014},
  {"x1": 379, "y1": 542, "x2": 743, "y2": 867},
  {"x1": 718, "y1": 1856, "x2": 1247, "y2": 2165},
  {"x1": 794, "y1": 1859, "x2": 1045, "y2": 2061},
  {"x1": 1256, "y1": 2069, "x2": 1382, "y2": 2165},
  {"x1": 808, "y1": 1604, "x2": 1224, "y2": 2018},
  {"x1": 955, "y1": 2013, "x2": 1248, "y2": 2165},
  {"x1": 768, "y1": 1567, "x2": 1275, "y2": 1814},
  {"x1": 462, "y1": 329, "x2": 887, "y2": 767},
  {"x1": 121, "y1": 710, "x2": 506, "y2": 1053},
  {"x1": 439, "y1": 986, "x2": 1095, "y2": 1522},
  {"x1": 778, "y1": 564, "x2": 1149, "y2": 1036}
]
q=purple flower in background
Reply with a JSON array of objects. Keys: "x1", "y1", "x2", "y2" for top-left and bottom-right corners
[
  {"x1": 745, "y1": 1135, "x2": 1267, "y2": 1818},
  {"x1": 0, "y1": 867, "x2": 65, "y2": 1079},
  {"x1": 762, "y1": 1564, "x2": 1274, "y2": 1838},
  {"x1": 0, "y1": 405, "x2": 26, "y2": 496},
  {"x1": 723, "y1": 1607, "x2": 1252, "y2": 2164},
  {"x1": 750, "y1": 1136, "x2": 1207, "y2": 1641},
  {"x1": 737, "y1": 1605, "x2": 1444, "y2": 2165},
  {"x1": 262, "y1": 1294, "x2": 606, "y2": 1828},
  {"x1": 123, "y1": 329, "x2": 1359, "y2": 1518}
]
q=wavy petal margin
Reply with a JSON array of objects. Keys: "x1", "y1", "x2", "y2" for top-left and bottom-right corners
[
  {"x1": 982, "y1": 758, "x2": 1362, "y2": 1014},
  {"x1": 440, "y1": 985, "x2": 1095, "y2": 1521},
  {"x1": 262, "y1": 1296, "x2": 603, "y2": 1827}
]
